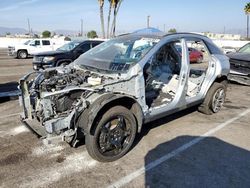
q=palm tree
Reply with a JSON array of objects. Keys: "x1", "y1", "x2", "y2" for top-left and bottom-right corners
[
  {"x1": 244, "y1": 3, "x2": 250, "y2": 38},
  {"x1": 110, "y1": 0, "x2": 123, "y2": 37},
  {"x1": 107, "y1": 0, "x2": 113, "y2": 38},
  {"x1": 98, "y1": 0, "x2": 105, "y2": 38}
]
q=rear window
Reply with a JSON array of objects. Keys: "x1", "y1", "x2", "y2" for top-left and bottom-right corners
[
  {"x1": 42, "y1": 40, "x2": 50, "y2": 45},
  {"x1": 79, "y1": 43, "x2": 91, "y2": 52},
  {"x1": 91, "y1": 41, "x2": 103, "y2": 48}
]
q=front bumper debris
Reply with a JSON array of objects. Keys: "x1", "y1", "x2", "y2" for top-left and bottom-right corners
[{"x1": 20, "y1": 113, "x2": 47, "y2": 137}]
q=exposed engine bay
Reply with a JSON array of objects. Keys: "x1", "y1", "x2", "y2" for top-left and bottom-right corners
[
  {"x1": 20, "y1": 66, "x2": 115, "y2": 138},
  {"x1": 39, "y1": 68, "x2": 109, "y2": 92}
]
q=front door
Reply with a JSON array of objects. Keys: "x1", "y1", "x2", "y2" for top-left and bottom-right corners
[
  {"x1": 28, "y1": 40, "x2": 41, "y2": 54},
  {"x1": 143, "y1": 38, "x2": 189, "y2": 119}
]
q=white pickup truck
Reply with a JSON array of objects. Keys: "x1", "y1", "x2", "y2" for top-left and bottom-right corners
[{"x1": 8, "y1": 39, "x2": 65, "y2": 59}]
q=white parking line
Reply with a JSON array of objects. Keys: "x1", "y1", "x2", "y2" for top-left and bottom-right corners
[
  {"x1": 0, "y1": 112, "x2": 20, "y2": 119},
  {"x1": 107, "y1": 108, "x2": 250, "y2": 188}
]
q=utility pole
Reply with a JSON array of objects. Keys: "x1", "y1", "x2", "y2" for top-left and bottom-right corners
[
  {"x1": 147, "y1": 15, "x2": 150, "y2": 28},
  {"x1": 80, "y1": 19, "x2": 83, "y2": 37},
  {"x1": 27, "y1": 18, "x2": 31, "y2": 35},
  {"x1": 247, "y1": 14, "x2": 249, "y2": 38},
  {"x1": 164, "y1": 24, "x2": 166, "y2": 32},
  {"x1": 223, "y1": 26, "x2": 226, "y2": 34}
]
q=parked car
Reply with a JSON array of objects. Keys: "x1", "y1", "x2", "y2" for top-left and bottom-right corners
[
  {"x1": 8, "y1": 39, "x2": 65, "y2": 59},
  {"x1": 32, "y1": 40, "x2": 104, "y2": 70},
  {"x1": 227, "y1": 43, "x2": 250, "y2": 86},
  {"x1": 176, "y1": 46, "x2": 203, "y2": 63},
  {"x1": 19, "y1": 33, "x2": 229, "y2": 162}
]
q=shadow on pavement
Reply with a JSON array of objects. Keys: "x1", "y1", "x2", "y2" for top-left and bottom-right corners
[
  {"x1": 133, "y1": 106, "x2": 198, "y2": 148},
  {"x1": 145, "y1": 136, "x2": 250, "y2": 187}
]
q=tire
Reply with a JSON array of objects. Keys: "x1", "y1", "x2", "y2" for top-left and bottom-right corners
[
  {"x1": 17, "y1": 50, "x2": 28, "y2": 59},
  {"x1": 85, "y1": 106, "x2": 137, "y2": 162},
  {"x1": 198, "y1": 82, "x2": 226, "y2": 115}
]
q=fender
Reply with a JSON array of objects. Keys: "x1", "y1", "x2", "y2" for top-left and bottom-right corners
[{"x1": 77, "y1": 93, "x2": 144, "y2": 135}]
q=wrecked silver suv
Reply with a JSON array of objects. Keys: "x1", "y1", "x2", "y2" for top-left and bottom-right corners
[{"x1": 19, "y1": 33, "x2": 230, "y2": 162}]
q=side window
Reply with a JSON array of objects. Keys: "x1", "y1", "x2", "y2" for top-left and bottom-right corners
[
  {"x1": 34, "y1": 40, "x2": 40, "y2": 46},
  {"x1": 144, "y1": 40, "x2": 182, "y2": 108},
  {"x1": 79, "y1": 43, "x2": 91, "y2": 53},
  {"x1": 185, "y1": 39, "x2": 211, "y2": 97},
  {"x1": 42, "y1": 40, "x2": 50, "y2": 45},
  {"x1": 149, "y1": 41, "x2": 181, "y2": 77}
]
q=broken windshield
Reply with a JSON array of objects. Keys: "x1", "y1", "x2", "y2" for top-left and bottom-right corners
[{"x1": 74, "y1": 35, "x2": 160, "y2": 72}]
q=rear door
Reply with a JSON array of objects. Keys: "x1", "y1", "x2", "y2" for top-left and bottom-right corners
[
  {"x1": 41, "y1": 40, "x2": 52, "y2": 51},
  {"x1": 184, "y1": 37, "x2": 216, "y2": 103}
]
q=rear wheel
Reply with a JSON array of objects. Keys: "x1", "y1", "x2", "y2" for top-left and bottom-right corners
[
  {"x1": 198, "y1": 82, "x2": 226, "y2": 115},
  {"x1": 17, "y1": 50, "x2": 28, "y2": 59},
  {"x1": 85, "y1": 106, "x2": 137, "y2": 162}
]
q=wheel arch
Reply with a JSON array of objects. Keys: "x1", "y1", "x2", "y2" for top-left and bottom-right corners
[
  {"x1": 214, "y1": 75, "x2": 228, "y2": 86},
  {"x1": 77, "y1": 94, "x2": 143, "y2": 136},
  {"x1": 56, "y1": 59, "x2": 73, "y2": 66},
  {"x1": 17, "y1": 49, "x2": 28, "y2": 56}
]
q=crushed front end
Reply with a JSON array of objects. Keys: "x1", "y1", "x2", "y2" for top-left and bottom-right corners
[{"x1": 19, "y1": 66, "x2": 108, "y2": 143}]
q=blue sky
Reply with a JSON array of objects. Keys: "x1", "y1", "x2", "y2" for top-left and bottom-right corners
[{"x1": 0, "y1": 0, "x2": 249, "y2": 35}]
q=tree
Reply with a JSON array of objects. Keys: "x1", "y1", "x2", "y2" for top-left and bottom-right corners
[
  {"x1": 244, "y1": 3, "x2": 250, "y2": 38},
  {"x1": 64, "y1": 36, "x2": 71, "y2": 41},
  {"x1": 110, "y1": 0, "x2": 123, "y2": 37},
  {"x1": 107, "y1": 0, "x2": 112, "y2": 38},
  {"x1": 87, "y1": 30, "x2": 98, "y2": 38},
  {"x1": 168, "y1": 28, "x2": 177, "y2": 33},
  {"x1": 98, "y1": 0, "x2": 105, "y2": 38},
  {"x1": 42, "y1": 30, "x2": 51, "y2": 38},
  {"x1": 98, "y1": 0, "x2": 124, "y2": 38}
]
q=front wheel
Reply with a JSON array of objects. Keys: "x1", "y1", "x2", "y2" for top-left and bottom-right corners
[
  {"x1": 85, "y1": 106, "x2": 137, "y2": 162},
  {"x1": 17, "y1": 50, "x2": 28, "y2": 59},
  {"x1": 198, "y1": 82, "x2": 226, "y2": 115}
]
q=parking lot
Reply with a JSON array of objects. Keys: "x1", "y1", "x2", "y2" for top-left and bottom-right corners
[{"x1": 0, "y1": 48, "x2": 250, "y2": 188}]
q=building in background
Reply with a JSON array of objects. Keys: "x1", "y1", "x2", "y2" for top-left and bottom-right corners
[{"x1": 201, "y1": 32, "x2": 241, "y2": 40}]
